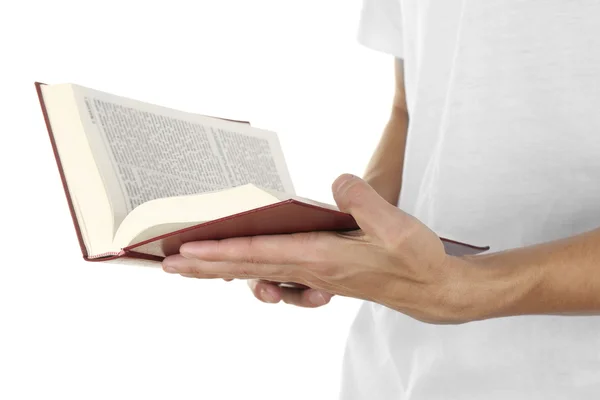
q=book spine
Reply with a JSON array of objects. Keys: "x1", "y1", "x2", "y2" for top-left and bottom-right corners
[{"x1": 85, "y1": 250, "x2": 125, "y2": 261}]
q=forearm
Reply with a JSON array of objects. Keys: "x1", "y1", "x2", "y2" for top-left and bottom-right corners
[
  {"x1": 461, "y1": 227, "x2": 600, "y2": 321},
  {"x1": 363, "y1": 59, "x2": 409, "y2": 205},
  {"x1": 363, "y1": 110, "x2": 409, "y2": 205}
]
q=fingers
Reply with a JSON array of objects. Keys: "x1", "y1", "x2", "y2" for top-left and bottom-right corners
[
  {"x1": 280, "y1": 287, "x2": 333, "y2": 308},
  {"x1": 248, "y1": 280, "x2": 281, "y2": 304},
  {"x1": 176, "y1": 231, "x2": 336, "y2": 266},
  {"x1": 162, "y1": 254, "x2": 299, "y2": 282},
  {"x1": 332, "y1": 174, "x2": 405, "y2": 239},
  {"x1": 248, "y1": 280, "x2": 332, "y2": 308}
]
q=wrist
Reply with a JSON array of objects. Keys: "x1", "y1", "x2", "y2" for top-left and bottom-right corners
[{"x1": 447, "y1": 253, "x2": 542, "y2": 323}]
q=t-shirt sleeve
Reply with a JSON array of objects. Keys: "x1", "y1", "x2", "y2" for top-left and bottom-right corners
[{"x1": 357, "y1": 0, "x2": 404, "y2": 59}]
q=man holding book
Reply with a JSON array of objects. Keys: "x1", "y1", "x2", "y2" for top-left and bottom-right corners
[{"x1": 162, "y1": 0, "x2": 600, "y2": 398}]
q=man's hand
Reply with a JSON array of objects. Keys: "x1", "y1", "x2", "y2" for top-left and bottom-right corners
[
  {"x1": 241, "y1": 61, "x2": 411, "y2": 309},
  {"x1": 162, "y1": 174, "x2": 509, "y2": 324}
]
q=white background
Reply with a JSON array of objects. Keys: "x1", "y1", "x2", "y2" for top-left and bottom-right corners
[{"x1": 0, "y1": 1, "x2": 394, "y2": 399}]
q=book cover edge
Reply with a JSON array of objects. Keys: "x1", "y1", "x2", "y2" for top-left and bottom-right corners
[{"x1": 35, "y1": 81, "x2": 89, "y2": 259}]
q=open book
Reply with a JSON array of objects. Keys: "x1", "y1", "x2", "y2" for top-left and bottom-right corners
[{"x1": 35, "y1": 82, "x2": 489, "y2": 263}]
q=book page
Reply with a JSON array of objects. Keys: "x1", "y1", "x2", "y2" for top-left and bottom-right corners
[
  {"x1": 113, "y1": 184, "x2": 284, "y2": 248},
  {"x1": 70, "y1": 84, "x2": 295, "y2": 232}
]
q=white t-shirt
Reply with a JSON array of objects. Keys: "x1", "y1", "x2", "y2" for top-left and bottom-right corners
[{"x1": 340, "y1": 1, "x2": 600, "y2": 399}]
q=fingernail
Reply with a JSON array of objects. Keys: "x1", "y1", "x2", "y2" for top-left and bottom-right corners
[
  {"x1": 260, "y1": 288, "x2": 278, "y2": 304},
  {"x1": 333, "y1": 174, "x2": 358, "y2": 195},
  {"x1": 162, "y1": 261, "x2": 177, "y2": 273},
  {"x1": 309, "y1": 291, "x2": 327, "y2": 306}
]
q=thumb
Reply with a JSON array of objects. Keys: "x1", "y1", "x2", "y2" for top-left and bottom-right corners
[{"x1": 332, "y1": 174, "x2": 403, "y2": 238}]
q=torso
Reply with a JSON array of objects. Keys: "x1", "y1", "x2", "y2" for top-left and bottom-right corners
[{"x1": 342, "y1": 1, "x2": 600, "y2": 399}]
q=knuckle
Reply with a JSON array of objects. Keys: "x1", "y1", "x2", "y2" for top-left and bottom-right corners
[
  {"x1": 243, "y1": 236, "x2": 261, "y2": 264},
  {"x1": 254, "y1": 288, "x2": 266, "y2": 302},
  {"x1": 213, "y1": 240, "x2": 225, "y2": 258},
  {"x1": 236, "y1": 264, "x2": 254, "y2": 278},
  {"x1": 292, "y1": 231, "x2": 330, "y2": 259}
]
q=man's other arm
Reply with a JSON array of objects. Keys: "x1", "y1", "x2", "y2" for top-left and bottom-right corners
[{"x1": 363, "y1": 59, "x2": 409, "y2": 205}]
